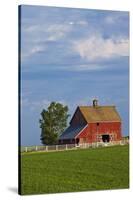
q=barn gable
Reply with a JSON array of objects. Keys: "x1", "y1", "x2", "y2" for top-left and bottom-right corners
[{"x1": 70, "y1": 107, "x2": 87, "y2": 126}]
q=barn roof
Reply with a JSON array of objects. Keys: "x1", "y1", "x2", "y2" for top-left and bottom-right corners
[
  {"x1": 79, "y1": 106, "x2": 121, "y2": 122},
  {"x1": 59, "y1": 125, "x2": 86, "y2": 140}
]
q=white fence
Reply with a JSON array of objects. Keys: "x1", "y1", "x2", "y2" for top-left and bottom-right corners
[{"x1": 21, "y1": 139, "x2": 129, "y2": 153}]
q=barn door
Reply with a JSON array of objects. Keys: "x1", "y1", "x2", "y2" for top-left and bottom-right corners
[
  {"x1": 102, "y1": 134, "x2": 110, "y2": 142},
  {"x1": 76, "y1": 138, "x2": 79, "y2": 145}
]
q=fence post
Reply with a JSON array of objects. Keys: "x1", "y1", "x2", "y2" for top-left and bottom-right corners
[
  {"x1": 25, "y1": 147, "x2": 27, "y2": 152},
  {"x1": 66, "y1": 144, "x2": 67, "y2": 150},
  {"x1": 97, "y1": 142, "x2": 99, "y2": 148},
  {"x1": 36, "y1": 146, "x2": 38, "y2": 151},
  {"x1": 56, "y1": 145, "x2": 58, "y2": 151},
  {"x1": 46, "y1": 146, "x2": 48, "y2": 151}
]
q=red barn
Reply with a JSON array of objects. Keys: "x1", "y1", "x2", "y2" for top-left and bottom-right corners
[{"x1": 59, "y1": 99, "x2": 122, "y2": 145}]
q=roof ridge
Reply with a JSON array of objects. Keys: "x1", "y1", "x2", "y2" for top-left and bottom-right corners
[{"x1": 79, "y1": 105, "x2": 116, "y2": 108}]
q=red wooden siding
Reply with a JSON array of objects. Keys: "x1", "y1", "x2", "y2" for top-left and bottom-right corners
[{"x1": 76, "y1": 122, "x2": 122, "y2": 143}]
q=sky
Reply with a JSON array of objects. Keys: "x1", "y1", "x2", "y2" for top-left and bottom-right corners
[{"x1": 20, "y1": 5, "x2": 129, "y2": 146}]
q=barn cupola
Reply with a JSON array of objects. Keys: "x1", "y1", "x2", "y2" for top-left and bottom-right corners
[{"x1": 93, "y1": 99, "x2": 98, "y2": 107}]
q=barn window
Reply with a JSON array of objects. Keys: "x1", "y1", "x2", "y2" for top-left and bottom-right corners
[{"x1": 97, "y1": 123, "x2": 99, "y2": 126}]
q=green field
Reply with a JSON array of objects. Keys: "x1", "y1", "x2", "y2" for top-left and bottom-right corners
[{"x1": 20, "y1": 145, "x2": 129, "y2": 195}]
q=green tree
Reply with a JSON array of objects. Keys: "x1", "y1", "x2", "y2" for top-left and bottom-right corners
[{"x1": 39, "y1": 102, "x2": 69, "y2": 145}]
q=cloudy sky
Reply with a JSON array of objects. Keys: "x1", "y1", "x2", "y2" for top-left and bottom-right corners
[{"x1": 20, "y1": 5, "x2": 129, "y2": 146}]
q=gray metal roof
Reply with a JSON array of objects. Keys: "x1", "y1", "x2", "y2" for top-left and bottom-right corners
[{"x1": 59, "y1": 125, "x2": 86, "y2": 140}]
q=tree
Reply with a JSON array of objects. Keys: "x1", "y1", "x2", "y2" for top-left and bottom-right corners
[{"x1": 39, "y1": 102, "x2": 69, "y2": 145}]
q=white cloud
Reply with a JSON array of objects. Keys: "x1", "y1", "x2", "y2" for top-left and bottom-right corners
[
  {"x1": 30, "y1": 46, "x2": 44, "y2": 54},
  {"x1": 73, "y1": 35, "x2": 129, "y2": 61},
  {"x1": 104, "y1": 16, "x2": 116, "y2": 24},
  {"x1": 21, "y1": 45, "x2": 45, "y2": 61},
  {"x1": 21, "y1": 23, "x2": 72, "y2": 61},
  {"x1": 47, "y1": 33, "x2": 65, "y2": 41},
  {"x1": 104, "y1": 13, "x2": 128, "y2": 24},
  {"x1": 69, "y1": 20, "x2": 88, "y2": 26},
  {"x1": 46, "y1": 24, "x2": 72, "y2": 41},
  {"x1": 77, "y1": 21, "x2": 88, "y2": 26},
  {"x1": 24, "y1": 25, "x2": 40, "y2": 33},
  {"x1": 24, "y1": 23, "x2": 71, "y2": 40},
  {"x1": 69, "y1": 21, "x2": 74, "y2": 25}
]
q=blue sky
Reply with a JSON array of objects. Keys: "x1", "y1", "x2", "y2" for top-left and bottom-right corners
[{"x1": 20, "y1": 5, "x2": 129, "y2": 146}]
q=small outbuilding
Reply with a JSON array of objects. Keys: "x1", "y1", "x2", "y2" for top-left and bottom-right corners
[{"x1": 59, "y1": 100, "x2": 122, "y2": 145}]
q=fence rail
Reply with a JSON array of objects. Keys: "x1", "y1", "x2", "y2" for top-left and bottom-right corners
[{"x1": 20, "y1": 139, "x2": 129, "y2": 153}]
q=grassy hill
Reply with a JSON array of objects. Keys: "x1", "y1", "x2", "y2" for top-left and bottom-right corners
[{"x1": 20, "y1": 145, "x2": 129, "y2": 195}]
